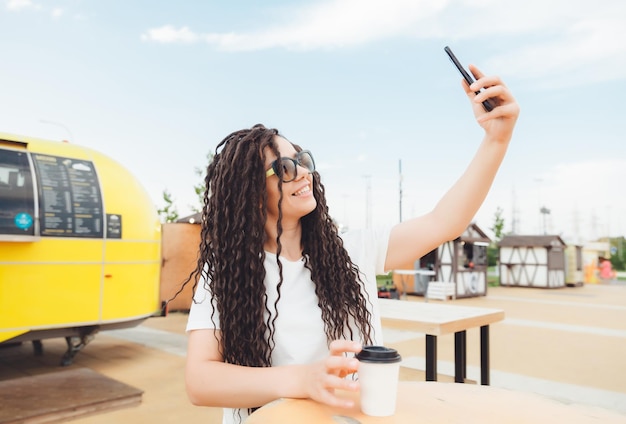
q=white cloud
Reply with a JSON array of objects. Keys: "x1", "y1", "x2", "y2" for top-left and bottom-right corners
[
  {"x1": 140, "y1": 25, "x2": 199, "y2": 43},
  {"x1": 51, "y1": 7, "x2": 63, "y2": 18},
  {"x1": 250, "y1": 0, "x2": 446, "y2": 50},
  {"x1": 142, "y1": 0, "x2": 447, "y2": 50},
  {"x1": 140, "y1": 0, "x2": 626, "y2": 86},
  {"x1": 6, "y1": 0, "x2": 65, "y2": 17},
  {"x1": 6, "y1": 0, "x2": 38, "y2": 11},
  {"x1": 485, "y1": 13, "x2": 626, "y2": 87}
]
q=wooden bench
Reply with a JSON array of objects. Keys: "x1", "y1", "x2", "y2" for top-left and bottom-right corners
[{"x1": 378, "y1": 298, "x2": 505, "y2": 385}]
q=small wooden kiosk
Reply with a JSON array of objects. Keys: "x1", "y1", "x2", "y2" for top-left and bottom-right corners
[
  {"x1": 498, "y1": 235, "x2": 567, "y2": 288},
  {"x1": 395, "y1": 223, "x2": 491, "y2": 299},
  {"x1": 434, "y1": 223, "x2": 491, "y2": 299}
]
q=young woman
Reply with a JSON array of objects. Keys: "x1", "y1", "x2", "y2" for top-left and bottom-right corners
[{"x1": 182, "y1": 65, "x2": 520, "y2": 423}]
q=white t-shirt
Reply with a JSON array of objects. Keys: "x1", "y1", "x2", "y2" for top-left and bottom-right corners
[{"x1": 186, "y1": 227, "x2": 391, "y2": 423}]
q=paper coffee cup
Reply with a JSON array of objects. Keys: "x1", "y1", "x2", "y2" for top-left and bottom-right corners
[{"x1": 356, "y1": 345, "x2": 402, "y2": 417}]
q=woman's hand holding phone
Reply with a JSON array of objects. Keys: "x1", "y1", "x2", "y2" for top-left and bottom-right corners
[
  {"x1": 444, "y1": 46, "x2": 496, "y2": 112},
  {"x1": 444, "y1": 46, "x2": 519, "y2": 143}
]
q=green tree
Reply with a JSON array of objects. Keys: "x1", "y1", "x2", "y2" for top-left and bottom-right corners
[
  {"x1": 490, "y1": 206, "x2": 505, "y2": 242},
  {"x1": 487, "y1": 207, "x2": 505, "y2": 268},
  {"x1": 190, "y1": 151, "x2": 214, "y2": 213},
  {"x1": 157, "y1": 189, "x2": 179, "y2": 223}
]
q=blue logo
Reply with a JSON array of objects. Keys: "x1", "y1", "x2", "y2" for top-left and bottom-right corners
[{"x1": 15, "y1": 213, "x2": 33, "y2": 230}]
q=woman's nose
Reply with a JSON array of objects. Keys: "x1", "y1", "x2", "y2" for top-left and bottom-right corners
[{"x1": 295, "y1": 163, "x2": 311, "y2": 179}]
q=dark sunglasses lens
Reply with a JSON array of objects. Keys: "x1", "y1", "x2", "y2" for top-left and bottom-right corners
[
  {"x1": 280, "y1": 159, "x2": 297, "y2": 181},
  {"x1": 299, "y1": 152, "x2": 315, "y2": 172}
]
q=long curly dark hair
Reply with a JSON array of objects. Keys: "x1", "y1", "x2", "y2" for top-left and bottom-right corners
[{"x1": 179, "y1": 123, "x2": 373, "y2": 370}]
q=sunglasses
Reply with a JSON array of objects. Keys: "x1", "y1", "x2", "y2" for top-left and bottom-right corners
[{"x1": 265, "y1": 150, "x2": 316, "y2": 183}]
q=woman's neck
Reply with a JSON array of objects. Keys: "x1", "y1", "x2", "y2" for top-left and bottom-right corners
[{"x1": 264, "y1": 219, "x2": 303, "y2": 261}]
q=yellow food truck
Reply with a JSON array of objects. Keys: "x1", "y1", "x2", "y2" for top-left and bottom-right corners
[{"x1": 0, "y1": 132, "x2": 161, "y2": 365}]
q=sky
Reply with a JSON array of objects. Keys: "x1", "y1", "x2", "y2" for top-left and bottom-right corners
[{"x1": 1, "y1": 0, "x2": 625, "y2": 244}]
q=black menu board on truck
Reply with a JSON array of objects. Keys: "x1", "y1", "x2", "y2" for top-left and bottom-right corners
[{"x1": 32, "y1": 154, "x2": 104, "y2": 238}]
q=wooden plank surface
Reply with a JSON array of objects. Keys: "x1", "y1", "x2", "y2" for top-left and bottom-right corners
[
  {"x1": 378, "y1": 298, "x2": 505, "y2": 335},
  {"x1": 0, "y1": 367, "x2": 142, "y2": 424},
  {"x1": 246, "y1": 381, "x2": 625, "y2": 424}
]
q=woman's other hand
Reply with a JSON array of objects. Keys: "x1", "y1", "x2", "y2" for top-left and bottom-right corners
[{"x1": 300, "y1": 339, "x2": 362, "y2": 408}]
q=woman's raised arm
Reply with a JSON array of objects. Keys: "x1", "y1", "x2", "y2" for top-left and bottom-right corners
[{"x1": 385, "y1": 65, "x2": 520, "y2": 271}]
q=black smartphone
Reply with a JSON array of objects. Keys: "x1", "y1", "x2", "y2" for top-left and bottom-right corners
[{"x1": 444, "y1": 46, "x2": 495, "y2": 112}]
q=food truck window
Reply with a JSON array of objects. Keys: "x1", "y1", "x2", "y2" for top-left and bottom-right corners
[{"x1": 0, "y1": 149, "x2": 36, "y2": 236}]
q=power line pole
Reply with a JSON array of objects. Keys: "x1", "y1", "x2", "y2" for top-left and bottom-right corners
[
  {"x1": 511, "y1": 184, "x2": 519, "y2": 234},
  {"x1": 540, "y1": 206, "x2": 551, "y2": 235}
]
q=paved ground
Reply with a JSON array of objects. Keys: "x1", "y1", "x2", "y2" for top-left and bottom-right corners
[{"x1": 1, "y1": 283, "x2": 625, "y2": 423}]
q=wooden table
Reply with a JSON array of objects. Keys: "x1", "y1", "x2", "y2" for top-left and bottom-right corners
[
  {"x1": 378, "y1": 298, "x2": 504, "y2": 385},
  {"x1": 245, "y1": 381, "x2": 625, "y2": 423}
]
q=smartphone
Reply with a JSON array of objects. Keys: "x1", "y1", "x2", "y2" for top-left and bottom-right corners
[{"x1": 444, "y1": 46, "x2": 495, "y2": 112}]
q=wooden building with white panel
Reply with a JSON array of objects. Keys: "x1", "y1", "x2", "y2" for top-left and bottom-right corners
[
  {"x1": 434, "y1": 223, "x2": 491, "y2": 298},
  {"x1": 391, "y1": 223, "x2": 491, "y2": 300},
  {"x1": 498, "y1": 235, "x2": 567, "y2": 288}
]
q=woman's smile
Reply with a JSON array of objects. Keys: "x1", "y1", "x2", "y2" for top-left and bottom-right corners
[{"x1": 292, "y1": 184, "x2": 312, "y2": 197}]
